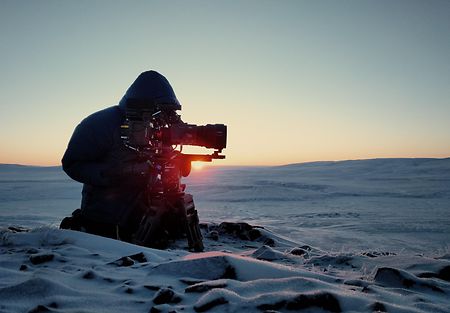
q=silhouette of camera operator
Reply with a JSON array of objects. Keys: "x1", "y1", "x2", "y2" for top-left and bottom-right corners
[{"x1": 60, "y1": 71, "x2": 190, "y2": 241}]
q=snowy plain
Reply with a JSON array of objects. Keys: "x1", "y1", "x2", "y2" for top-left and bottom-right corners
[{"x1": 1, "y1": 158, "x2": 450, "y2": 312}]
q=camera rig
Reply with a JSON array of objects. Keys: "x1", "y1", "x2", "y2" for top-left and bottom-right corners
[{"x1": 120, "y1": 99, "x2": 226, "y2": 251}]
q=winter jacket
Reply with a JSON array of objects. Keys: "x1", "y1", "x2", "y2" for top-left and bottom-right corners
[{"x1": 62, "y1": 71, "x2": 180, "y2": 225}]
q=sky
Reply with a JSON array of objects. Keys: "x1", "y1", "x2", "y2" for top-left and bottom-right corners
[{"x1": 1, "y1": 0, "x2": 449, "y2": 166}]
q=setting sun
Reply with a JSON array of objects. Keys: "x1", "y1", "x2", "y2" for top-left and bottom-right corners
[{"x1": 191, "y1": 162, "x2": 204, "y2": 170}]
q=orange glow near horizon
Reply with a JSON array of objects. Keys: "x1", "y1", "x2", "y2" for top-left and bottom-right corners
[
  {"x1": 2, "y1": 151, "x2": 449, "y2": 168},
  {"x1": 191, "y1": 162, "x2": 205, "y2": 170}
]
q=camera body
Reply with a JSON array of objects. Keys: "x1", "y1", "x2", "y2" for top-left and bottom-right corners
[{"x1": 119, "y1": 99, "x2": 227, "y2": 251}]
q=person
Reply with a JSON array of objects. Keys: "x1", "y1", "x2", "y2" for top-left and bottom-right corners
[{"x1": 60, "y1": 70, "x2": 185, "y2": 242}]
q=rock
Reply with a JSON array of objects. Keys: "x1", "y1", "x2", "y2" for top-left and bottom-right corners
[
  {"x1": 263, "y1": 238, "x2": 275, "y2": 247},
  {"x1": 220, "y1": 265, "x2": 237, "y2": 279},
  {"x1": 289, "y1": 248, "x2": 308, "y2": 256},
  {"x1": 110, "y1": 252, "x2": 147, "y2": 267},
  {"x1": 128, "y1": 252, "x2": 147, "y2": 263},
  {"x1": 218, "y1": 222, "x2": 261, "y2": 241},
  {"x1": 257, "y1": 300, "x2": 287, "y2": 311},
  {"x1": 248, "y1": 228, "x2": 262, "y2": 240},
  {"x1": 418, "y1": 265, "x2": 450, "y2": 282},
  {"x1": 153, "y1": 288, "x2": 182, "y2": 304},
  {"x1": 375, "y1": 267, "x2": 443, "y2": 293},
  {"x1": 370, "y1": 302, "x2": 387, "y2": 312},
  {"x1": 286, "y1": 292, "x2": 342, "y2": 312},
  {"x1": 8, "y1": 226, "x2": 29, "y2": 233},
  {"x1": 29, "y1": 253, "x2": 54, "y2": 265},
  {"x1": 299, "y1": 245, "x2": 312, "y2": 251},
  {"x1": 82, "y1": 270, "x2": 96, "y2": 280},
  {"x1": 258, "y1": 292, "x2": 341, "y2": 312},
  {"x1": 27, "y1": 305, "x2": 51, "y2": 313},
  {"x1": 206, "y1": 231, "x2": 219, "y2": 241}
]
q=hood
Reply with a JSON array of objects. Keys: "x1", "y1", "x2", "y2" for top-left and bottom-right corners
[{"x1": 119, "y1": 71, "x2": 180, "y2": 112}]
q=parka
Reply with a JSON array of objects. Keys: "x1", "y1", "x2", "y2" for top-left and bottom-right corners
[{"x1": 62, "y1": 71, "x2": 180, "y2": 226}]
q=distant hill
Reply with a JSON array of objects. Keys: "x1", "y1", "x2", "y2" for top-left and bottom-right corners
[
  {"x1": 267, "y1": 158, "x2": 450, "y2": 181},
  {"x1": 279, "y1": 157, "x2": 450, "y2": 168},
  {"x1": 0, "y1": 164, "x2": 61, "y2": 173}
]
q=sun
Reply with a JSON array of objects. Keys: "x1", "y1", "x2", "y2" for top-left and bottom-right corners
[{"x1": 191, "y1": 162, "x2": 205, "y2": 170}]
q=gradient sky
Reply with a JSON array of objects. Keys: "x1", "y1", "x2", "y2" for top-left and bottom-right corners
[{"x1": 1, "y1": 0, "x2": 449, "y2": 166}]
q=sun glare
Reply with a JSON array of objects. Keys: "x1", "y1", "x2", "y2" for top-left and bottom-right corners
[{"x1": 191, "y1": 162, "x2": 204, "y2": 170}]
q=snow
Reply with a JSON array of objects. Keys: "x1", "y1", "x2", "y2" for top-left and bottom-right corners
[{"x1": 1, "y1": 158, "x2": 450, "y2": 312}]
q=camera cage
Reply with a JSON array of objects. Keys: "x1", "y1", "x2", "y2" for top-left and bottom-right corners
[{"x1": 120, "y1": 99, "x2": 226, "y2": 158}]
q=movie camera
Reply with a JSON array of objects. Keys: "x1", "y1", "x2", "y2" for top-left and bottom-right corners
[{"x1": 120, "y1": 99, "x2": 227, "y2": 251}]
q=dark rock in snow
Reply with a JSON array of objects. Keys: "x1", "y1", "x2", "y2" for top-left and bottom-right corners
[
  {"x1": 128, "y1": 252, "x2": 147, "y2": 263},
  {"x1": 110, "y1": 252, "x2": 147, "y2": 267},
  {"x1": 82, "y1": 270, "x2": 96, "y2": 280},
  {"x1": 153, "y1": 288, "x2": 182, "y2": 304},
  {"x1": 194, "y1": 296, "x2": 228, "y2": 312},
  {"x1": 115, "y1": 256, "x2": 135, "y2": 267},
  {"x1": 435, "y1": 265, "x2": 450, "y2": 282},
  {"x1": 288, "y1": 247, "x2": 308, "y2": 256},
  {"x1": 370, "y1": 301, "x2": 387, "y2": 312},
  {"x1": 29, "y1": 253, "x2": 54, "y2": 265},
  {"x1": 299, "y1": 245, "x2": 312, "y2": 251},
  {"x1": 257, "y1": 292, "x2": 341, "y2": 312},
  {"x1": 263, "y1": 238, "x2": 275, "y2": 247},
  {"x1": 418, "y1": 265, "x2": 450, "y2": 282},
  {"x1": 286, "y1": 292, "x2": 342, "y2": 312},
  {"x1": 27, "y1": 304, "x2": 51, "y2": 313},
  {"x1": 125, "y1": 287, "x2": 134, "y2": 294},
  {"x1": 220, "y1": 265, "x2": 237, "y2": 280},
  {"x1": 248, "y1": 228, "x2": 262, "y2": 240},
  {"x1": 8, "y1": 226, "x2": 29, "y2": 233},
  {"x1": 257, "y1": 300, "x2": 287, "y2": 311},
  {"x1": 375, "y1": 267, "x2": 444, "y2": 293},
  {"x1": 362, "y1": 251, "x2": 396, "y2": 258},
  {"x1": 206, "y1": 231, "x2": 219, "y2": 241},
  {"x1": 217, "y1": 222, "x2": 262, "y2": 241},
  {"x1": 19, "y1": 264, "x2": 28, "y2": 271},
  {"x1": 219, "y1": 222, "x2": 252, "y2": 234}
]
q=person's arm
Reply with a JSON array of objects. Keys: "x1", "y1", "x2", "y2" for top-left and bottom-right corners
[{"x1": 62, "y1": 119, "x2": 113, "y2": 186}]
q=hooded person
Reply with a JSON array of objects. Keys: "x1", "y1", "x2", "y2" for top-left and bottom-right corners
[{"x1": 60, "y1": 70, "x2": 184, "y2": 240}]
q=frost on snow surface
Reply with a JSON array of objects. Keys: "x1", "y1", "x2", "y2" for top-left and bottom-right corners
[
  {"x1": 1, "y1": 158, "x2": 450, "y2": 312},
  {"x1": 1, "y1": 226, "x2": 449, "y2": 313}
]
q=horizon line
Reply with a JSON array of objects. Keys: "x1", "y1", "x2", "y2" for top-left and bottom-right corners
[{"x1": 1, "y1": 156, "x2": 449, "y2": 168}]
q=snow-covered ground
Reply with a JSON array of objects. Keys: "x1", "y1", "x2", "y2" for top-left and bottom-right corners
[{"x1": 1, "y1": 158, "x2": 450, "y2": 312}]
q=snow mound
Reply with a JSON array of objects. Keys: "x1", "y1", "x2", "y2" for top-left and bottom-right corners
[{"x1": 1, "y1": 225, "x2": 450, "y2": 313}]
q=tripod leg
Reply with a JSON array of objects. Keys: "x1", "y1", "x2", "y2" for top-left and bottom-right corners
[{"x1": 183, "y1": 194, "x2": 204, "y2": 252}]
